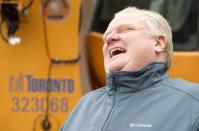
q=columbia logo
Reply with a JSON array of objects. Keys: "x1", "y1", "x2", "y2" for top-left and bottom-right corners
[{"x1": 130, "y1": 122, "x2": 152, "y2": 128}]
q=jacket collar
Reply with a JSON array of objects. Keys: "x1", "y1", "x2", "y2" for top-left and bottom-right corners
[{"x1": 106, "y1": 62, "x2": 168, "y2": 93}]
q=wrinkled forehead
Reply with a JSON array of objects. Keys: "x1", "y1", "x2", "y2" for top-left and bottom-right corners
[{"x1": 104, "y1": 12, "x2": 147, "y2": 34}]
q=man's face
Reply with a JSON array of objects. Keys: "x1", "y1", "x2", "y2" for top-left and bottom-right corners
[{"x1": 103, "y1": 12, "x2": 157, "y2": 73}]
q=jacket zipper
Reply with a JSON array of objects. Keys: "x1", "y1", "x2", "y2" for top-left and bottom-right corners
[{"x1": 101, "y1": 74, "x2": 117, "y2": 131}]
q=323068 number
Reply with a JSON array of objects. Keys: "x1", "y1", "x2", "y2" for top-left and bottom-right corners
[{"x1": 11, "y1": 96, "x2": 68, "y2": 112}]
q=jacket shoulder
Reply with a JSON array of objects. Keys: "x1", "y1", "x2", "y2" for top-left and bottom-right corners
[
  {"x1": 81, "y1": 86, "x2": 107, "y2": 101},
  {"x1": 164, "y1": 77, "x2": 199, "y2": 102},
  {"x1": 59, "y1": 87, "x2": 107, "y2": 131}
]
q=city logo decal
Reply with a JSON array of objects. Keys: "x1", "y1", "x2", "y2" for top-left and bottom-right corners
[
  {"x1": 8, "y1": 73, "x2": 74, "y2": 113},
  {"x1": 8, "y1": 73, "x2": 74, "y2": 93}
]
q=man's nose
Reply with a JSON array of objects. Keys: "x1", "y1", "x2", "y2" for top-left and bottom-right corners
[{"x1": 106, "y1": 32, "x2": 119, "y2": 44}]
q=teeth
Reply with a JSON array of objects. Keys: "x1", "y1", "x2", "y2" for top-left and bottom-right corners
[{"x1": 109, "y1": 47, "x2": 126, "y2": 57}]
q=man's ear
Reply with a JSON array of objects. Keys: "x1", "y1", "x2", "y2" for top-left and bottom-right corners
[{"x1": 154, "y1": 35, "x2": 166, "y2": 53}]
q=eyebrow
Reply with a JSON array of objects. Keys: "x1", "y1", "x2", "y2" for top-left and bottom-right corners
[{"x1": 103, "y1": 24, "x2": 137, "y2": 40}]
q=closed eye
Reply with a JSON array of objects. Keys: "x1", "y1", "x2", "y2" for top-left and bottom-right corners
[
  {"x1": 103, "y1": 24, "x2": 136, "y2": 41},
  {"x1": 117, "y1": 25, "x2": 135, "y2": 33}
]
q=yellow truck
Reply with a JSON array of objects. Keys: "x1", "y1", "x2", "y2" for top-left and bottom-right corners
[{"x1": 0, "y1": 0, "x2": 198, "y2": 130}]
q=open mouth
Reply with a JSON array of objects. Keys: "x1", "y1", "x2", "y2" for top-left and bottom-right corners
[{"x1": 109, "y1": 47, "x2": 126, "y2": 58}]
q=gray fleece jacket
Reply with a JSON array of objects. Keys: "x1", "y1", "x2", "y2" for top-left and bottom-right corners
[{"x1": 60, "y1": 63, "x2": 199, "y2": 131}]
